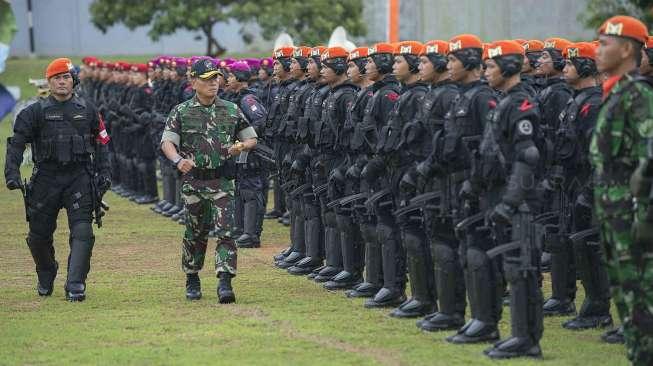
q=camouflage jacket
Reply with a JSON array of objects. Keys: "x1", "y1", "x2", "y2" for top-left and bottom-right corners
[
  {"x1": 590, "y1": 71, "x2": 653, "y2": 221},
  {"x1": 161, "y1": 95, "x2": 256, "y2": 170}
]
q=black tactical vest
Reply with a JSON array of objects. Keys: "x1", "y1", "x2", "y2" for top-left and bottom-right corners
[
  {"x1": 377, "y1": 83, "x2": 428, "y2": 155},
  {"x1": 316, "y1": 84, "x2": 357, "y2": 151},
  {"x1": 33, "y1": 96, "x2": 96, "y2": 165},
  {"x1": 359, "y1": 81, "x2": 401, "y2": 153}
]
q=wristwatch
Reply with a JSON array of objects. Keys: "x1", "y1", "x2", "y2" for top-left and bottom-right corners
[{"x1": 172, "y1": 156, "x2": 183, "y2": 166}]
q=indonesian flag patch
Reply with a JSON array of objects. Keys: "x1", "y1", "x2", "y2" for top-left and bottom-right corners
[{"x1": 96, "y1": 114, "x2": 111, "y2": 145}]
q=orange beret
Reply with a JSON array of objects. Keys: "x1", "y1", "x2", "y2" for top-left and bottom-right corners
[
  {"x1": 645, "y1": 36, "x2": 653, "y2": 49},
  {"x1": 321, "y1": 46, "x2": 349, "y2": 61},
  {"x1": 45, "y1": 58, "x2": 74, "y2": 79},
  {"x1": 544, "y1": 38, "x2": 573, "y2": 52},
  {"x1": 486, "y1": 40, "x2": 524, "y2": 59},
  {"x1": 395, "y1": 41, "x2": 424, "y2": 56},
  {"x1": 522, "y1": 40, "x2": 544, "y2": 53},
  {"x1": 273, "y1": 46, "x2": 295, "y2": 59},
  {"x1": 449, "y1": 34, "x2": 483, "y2": 53},
  {"x1": 348, "y1": 47, "x2": 369, "y2": 61},
  {"x1": 293, "y1": 46, "x2": 312, "y2": 58},
  {"x1": 564, "y1": 42, "x2": 597, "y2": 60},
  {"x1": 310, "y1": 46, "x2": 327, "y2": 58},
  {"x1": 424, "y1": 40, "x2": 449, "y2": 55},
  {"x1": 368, "y1": 42, "x2": 395, "y2": 55},
  {"x1": 598, "y1": 15, "x2": 648, "y2": 44},
  {"x1": 513, "y1": 38, "x2": 527, "y2": 44}
]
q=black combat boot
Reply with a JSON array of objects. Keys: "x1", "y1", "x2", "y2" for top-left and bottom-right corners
[
  {"x1": 601, "y1": 326, "x2": 625, "y2": 344},
  {"x1": 65, "y1": 282, "x2": 86, "y2": 302},
  {"x1": 37, "y1": 261, "x2": 58, "y2": 296},
  {"x1": 185, "y1": 273, "x2": 202, "y2": 300},
  {"x1": 217, "y1": 272, "x2": 235, "y2": 304}
]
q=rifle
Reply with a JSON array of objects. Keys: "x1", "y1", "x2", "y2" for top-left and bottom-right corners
[
  {"x1": 568, "y1": 227, "x2": 599, "y2": 247},
  {"x1": 487, "y1": 204, "x2": 537, "y2": 276}
]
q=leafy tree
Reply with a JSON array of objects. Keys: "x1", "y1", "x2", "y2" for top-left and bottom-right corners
[
  {"x1": 580, "y1": 0, "x2": 653, "y2": 29},
  {"x1": 89, "y1": 0, "x2": 366, "y2": 56}
]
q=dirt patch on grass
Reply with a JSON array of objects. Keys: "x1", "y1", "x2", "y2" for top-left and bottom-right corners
[{"x1": 223, "y1": 304, "x2": 405, "y2": 365}]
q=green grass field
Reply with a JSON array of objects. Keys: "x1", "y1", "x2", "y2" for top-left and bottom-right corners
[{"x1": 0, "y1": 58, "x2": 630, "y2": 365}]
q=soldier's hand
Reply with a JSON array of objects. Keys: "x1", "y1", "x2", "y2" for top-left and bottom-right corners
[
  {"x1": 177, "y1": 159, "x2": 195, "y2": 174},
  {"x1": 228, "y1": 142, "x2": 245, "y2": 157},
  {"x1": 6, "y1": 179, "x2": 22, "y2": 191},
  {"x1": 459, "y1": 180, "x2": 477, "y2": 201},
  {"x1": 490, "y1": 202, "x2": 514, "y2": 225}
]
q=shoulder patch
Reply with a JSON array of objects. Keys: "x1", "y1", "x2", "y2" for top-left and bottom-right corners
[
  {"x1": 519, "y1": 99, "x2": 534, "y2": 112},
  {"x1": 517, "y1": 120, "x2": 533, "y2": 135},
  {"x1": 489, "y1": 100, "x2": 497, "y2": 108},
  {"x1": 144, "y1": 87, "x2": 153, "y2": 94},
  {"x1": 386, "y1": 92, "x2": 399, "y2": 102},
  {"x1": 580, "y1": 103, "x2": 591, "y2": 118}
]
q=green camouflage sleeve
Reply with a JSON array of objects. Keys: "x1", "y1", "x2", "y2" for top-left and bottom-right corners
[{"x1": 161, "y1": 105, "x2": 181, "y2": 146}]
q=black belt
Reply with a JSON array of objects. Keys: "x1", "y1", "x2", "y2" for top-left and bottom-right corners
[{"x1": 191, "y1": 168, "x2": 221, "y2": 180}]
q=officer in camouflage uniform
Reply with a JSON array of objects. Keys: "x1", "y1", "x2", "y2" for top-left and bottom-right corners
[
  {"x1": 591, "y1": 15, "x2": 653, "y2": 366},
  {"x1": 161, "y1": 59, "x2": 258, "y2": 303}
]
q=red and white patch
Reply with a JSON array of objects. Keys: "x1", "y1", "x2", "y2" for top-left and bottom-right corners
[
  {"x1": 519, "y1": 99, "x2": 534, "y2": 112},
  {"x1": 96, "y1": 115, "x2": 111, "y2": 145},
  {"x1": 386, "y1": 92, "x2": 399, "y2": 102},
  {"x1": 580, "y1": 103, "x2": 591, "y2": 118},
  {"x1": 489, "y1": 100, "x2": 497, "y2": 108}
]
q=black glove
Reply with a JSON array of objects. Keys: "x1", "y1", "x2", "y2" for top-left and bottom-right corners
[
  {"x1": 490, "y1": 202, "x2": 515, "y2": 225},
  {"x1": 6, "y1": 178, "x2": 22, "y2": 190},
  {"x1": 399, "y1": 172, "x2": 416, "y2": 194},
  {"x1": 459, "y1": 180, "x2": 478, "y2": 201},
  {"x1": 96, "y1": 174, "x2": 111, "y2": 196},
  {"x1": 346, "y1": 165, "x2": 361, "y2": 180}
]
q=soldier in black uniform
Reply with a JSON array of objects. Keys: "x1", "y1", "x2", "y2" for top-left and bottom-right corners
[
  {"x1": 226, "y1": 61, "x2": 269, "y2": 248},
  {"x1": 346, "y1": 43, "x2": 400, "y2": 297},
  {"x1": 285, "y1": 47, "x2": 332, "y2": 277},
  {"x1": 304, "y1": 47, "x2": 357, "y2": 283},
  {"x1": 553, "y1": 42, "x2": 613, "y2": 331},
  {"x1": 322, "y1": 46, "x2": 371, "y2": 290},
  {"x1": 411, "y1": 40, "x2": 460, "y2": 323},
  {"x1": 536, "y1": 38, "x2": 577, "y2": 317},
  {"x1": 4, "y1": 58, "x2": 111, "y2": 302},
  {"x1": 265, "y1": 47, "x2": 295, "y2": 225},
  {"x1": 418, "y1": 35, "x2": 495, "y2": 332},
  {"x1": 361, "y1": 41, "x2": 429, "y2": 309},
  {"x1": 519, "y1": 40, "x2": 545, "y2": 95},
  {"x1": 475, "y1": 40, "x2": 543, "y2": 359},
  {"x1": 276, "y1": 46, "x2": 316, "y2": 269}
]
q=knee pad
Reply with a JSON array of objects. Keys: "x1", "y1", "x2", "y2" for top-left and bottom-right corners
[
  {"x1": 545, "y1": 231, "x2": 566, "y2": 253},
  {"x1": 403, "y1": 230, "x2": 424, "y2": 255},
  {"x1": 467, "y1": 247, "x2": 490, "y2": 272},
  {"x1": 70, "y1": 222, "x2": 94, "y2": 243},
  {"x1": 304, "y1": 203, "x2": 321, "y2": 218},
  {"x1": 433, "y1": 243, "x2": 455, "y2": 268},
  {"x1": 503, "y1": 256, "x2": 521, "y2": 282},
  {"x1": 241, "y1": 188, "x2": 256, "y2": 202}
]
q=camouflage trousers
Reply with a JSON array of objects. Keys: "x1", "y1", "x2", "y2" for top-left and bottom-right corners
[
  {"x1": 181, "y1": 177, "x2": 237, "y2": 276},
  {"x1": 596, "y1": 196, "x2": 653, "y2": 366}
]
